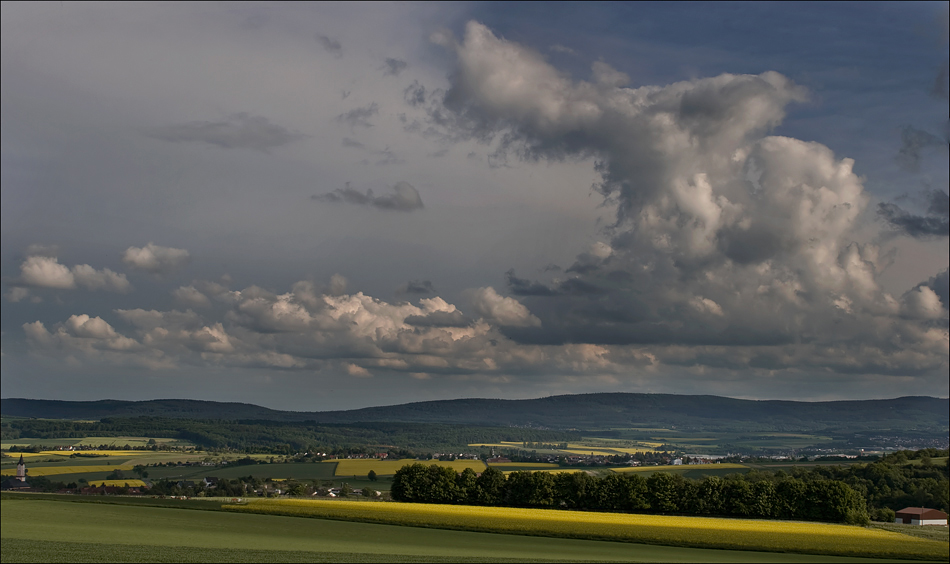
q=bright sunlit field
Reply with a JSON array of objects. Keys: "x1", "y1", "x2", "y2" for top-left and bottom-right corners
[{"x1": 225, "y1": 498, "x2": 949, "y2": 561}]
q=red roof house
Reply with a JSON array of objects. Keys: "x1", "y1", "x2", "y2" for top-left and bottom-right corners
[{"x1": 894, "y1": 507, "x2": 948, "y2": 526}]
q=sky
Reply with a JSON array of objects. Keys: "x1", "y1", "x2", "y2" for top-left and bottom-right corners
[{"x1": 1, "y1": 2, "x2": 948, "y2": 411}]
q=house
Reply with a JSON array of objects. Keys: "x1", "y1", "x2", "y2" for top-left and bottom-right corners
[
  {"x1": 203, "y1": 477, "x2": 219, "y2": 488},
  {"x1": 0, "y1": 477, "x2": 31, "y2": 491},
  {"x1": 894, "y1": 507, "x2": 948, "y2": 526},
  {"x1": 486, "y1": 457, "x2": 511, "y2": 464}
]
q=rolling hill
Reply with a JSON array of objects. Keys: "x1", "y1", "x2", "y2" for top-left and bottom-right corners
[{"x1": 2, "y1": 394, "x2": 947, "y2": 432}]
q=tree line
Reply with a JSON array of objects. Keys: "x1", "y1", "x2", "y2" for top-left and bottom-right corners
[
  {"x1": 391, "y1": 451, "x2": 949, "y2": 524},
  {"x1": 391, "y1": 464, "x2": 870, "y2": 524}
]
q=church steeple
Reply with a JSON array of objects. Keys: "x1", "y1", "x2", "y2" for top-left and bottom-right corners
[{"x1": 16, "y1": 455, "x2": 26, "y2": 481}]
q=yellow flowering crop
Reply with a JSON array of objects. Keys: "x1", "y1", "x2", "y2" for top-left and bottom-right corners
[{"x1": 224, "y1": 499, "x2": 947, "y2": 560}]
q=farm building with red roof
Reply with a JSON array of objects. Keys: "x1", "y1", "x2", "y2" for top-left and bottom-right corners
[{"x1": 894, "y1": 507, "x2": 948, "y2": 526}]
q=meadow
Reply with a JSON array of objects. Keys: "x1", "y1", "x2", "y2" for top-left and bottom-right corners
[
  {"x1": 333, "y1": 458, "x2": 485, "y2": 477},
  {"x1": 2, "y1": 495, "x2": 936, "y2": 563},
  {"x1": 225, "y1": 498, "x2": 948, "y2": 561},
  {"x1": 611, "y1": 463, "x2": 751, "y2": 478}
]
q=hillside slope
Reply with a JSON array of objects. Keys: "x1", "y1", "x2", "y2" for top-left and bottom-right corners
[{"x1": 3, "y1": 394, "x2": 947, "y2": 432}]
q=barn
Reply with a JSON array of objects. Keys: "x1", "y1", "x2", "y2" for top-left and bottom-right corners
[{"x1": 894, "y1": 507, "x2": 948, "y2": 526}]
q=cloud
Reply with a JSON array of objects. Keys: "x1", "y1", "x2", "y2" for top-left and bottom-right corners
[
  {"x1": 317, "y1": 34, "x2": 342, "y2": 57},
  {"x1": 383, "y1": 58, "x2": 408, "y2": 76},
  {"x1": 470, "y1": 287, "x2": 541, "y2": 327},
  {"x1": 146, "y1": 113, "x2": 306, "y2": 151},
  {"x1": 313, "y1": 181, "x2": 424, "y2": 211},
  {"x1": 172, "y1": 285, "x2": 211, "y2": 309},
  {"x1": 122, "y1": 243, "x2": 191, "y2": 274},
  {"x1": 25, "y1": 316, "x2": 139, "y2": 354},
  {"x1": 19, "y1": 256, "x2": 74, "y2": 289},
  {"x1": 345, "y1": 363, "x2": 372, "y2": 377},
  {"x1": 337, "y1": 103, "x2": 379, "y2": 128},
  {"x1": 18, "y1": 256, "x2": 130, "y2": 292},
  {"x1": 878, "y1": 190, "x2": 950, "y2": 239},
  {"x1": 903, "y1": 268, "x2": 950, "y2": 319},
  {"x1": 407, "y1": 21, "x2": 946, "y2": 378},
  {"x1": 397, "y1": 280, "x2": 437, "y2": 295},
  {"x1": 5, "y1": 287, "x2": 33, "y2": 303}
]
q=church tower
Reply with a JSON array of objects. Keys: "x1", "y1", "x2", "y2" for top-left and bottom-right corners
[{"x1": 16, "y1": 454, "x2": 26, "y2": 481}]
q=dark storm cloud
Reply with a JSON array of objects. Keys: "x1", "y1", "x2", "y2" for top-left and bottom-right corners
[
  {"x1": 397, "y1": 280, "x2": 437, "y2": 295},
  {"x1": 342, "y1": 137, "x2": 365, "y2": 149},
  {"x1": 506, "y1": 270, "x2": 606, "y2": 296},
  {"x1": 404, "y1": 310, "x2": 470, "y2": 327},
  {"x1": 383, "y1": 58, "x2": 408, "y2": 76},
  {"x1": 317, "y1": 34, "x2": 342, "y2": 57},
  {"x1": 146, "y1": 113, "x2": 306, "y2": 151},
  {"x1": 337, "y1": 103, "x2": 379, "y2": 128},
  {"x1": 505, "y1": 270, "x2": 557, "y2": 296},
  {"x1": 313, "y1": 181, "x2": 423, "y2": 211},
  {"x1": 895, "y1": 126, "x2": 948, "y2": 172},
  {"x1": 919, "y1": 268, "x2": 950, "y2": 310},
  {"x1": 717, "y1": 222, "x2": 786, "y2": 264},
  {"x1": 878, "y1": 190, "x2": 950, "y2": 238}
]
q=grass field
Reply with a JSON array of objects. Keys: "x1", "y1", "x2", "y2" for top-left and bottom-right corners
[
  {"x1": 226, "y1": 499, "x2": 948, "y2": 561},
  {"x1": 612, "y1": 463, "x2": 748, "y2": 476},
  {"x1": 1, "y1": 463, "x2": 136, "y2": 477},
  {"x1": 86, "y1": 479, "x2": 149, "y2": 487},
  {"x1": 332, "y1": 458, "x2": 486, "y2": 476},
  {"x1": 2, "y1": 496, "x2": 930, "y2": 563},
  {"x1": 488, "y1": 463, "x2": 559, "y2": 469}
]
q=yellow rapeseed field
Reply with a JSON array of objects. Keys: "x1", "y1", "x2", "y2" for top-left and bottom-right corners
[
  {"x1": 501, "y1": 469, "x2": 586, "y2": 476},
  {"x1": 223, "y1": 499, "x2": 948, "y2": 560},
  {"x1": 331, "y1": 458, "x2": 485, "y2": 476}
]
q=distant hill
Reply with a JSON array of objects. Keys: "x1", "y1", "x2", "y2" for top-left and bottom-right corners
[{"x1": 2, "y1": 394, "x2": 947, "y2": 432}]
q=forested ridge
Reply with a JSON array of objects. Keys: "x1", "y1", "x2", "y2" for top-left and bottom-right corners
[
  {"x1": 1, "y1": 417, "x2": 579, "y2": 452},
  {"x1": 4, "y1": 394, "x2": 946, "y2": 431}
]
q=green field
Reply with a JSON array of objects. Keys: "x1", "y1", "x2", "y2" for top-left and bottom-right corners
[{"x1": 1, "y1": 496, "x2": 930, "y2": 563}]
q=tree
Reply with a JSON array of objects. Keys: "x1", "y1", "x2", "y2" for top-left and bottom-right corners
[
  {"x1": 554, "y1": 471, "x2": 593, "y2": 509},
  {"x1": 367, "y1": 470, "x2": 377, "y2": 482},
  {"x1": 425, "y1": 465, "x2": 460, "y2": 504},
  {"x1": 456, "y1": 468, "x2": 478, "y2": 504},
  {"x1": 474, "y1": 467, "x2": 506, "y2": 505},
  {"x1": 361, "y1": 486, "x2": 378, "y2": 499},
  {"x1": 647, "y1": 473, "x2": 682, "y2": 513},
  {"x1": 391, "y1": 463, "x2": 430, "y2": 502}
]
